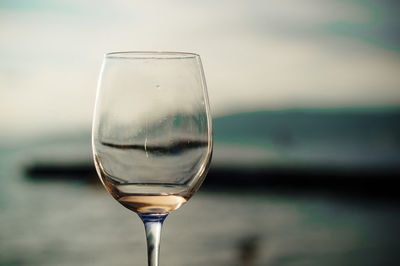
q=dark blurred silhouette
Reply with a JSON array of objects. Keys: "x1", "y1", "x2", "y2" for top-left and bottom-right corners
[{"x1": 237, "y1": 235, "x2": 261, "y2": 266}]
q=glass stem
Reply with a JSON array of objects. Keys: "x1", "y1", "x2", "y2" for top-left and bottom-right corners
[{"x1": 138, "y1": 214, "x2": 168, "y2": 266}]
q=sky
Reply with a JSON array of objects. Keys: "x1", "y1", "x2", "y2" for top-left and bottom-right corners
[{"x1": 1, "y1": 0, "x2": 400, "y2": 142}]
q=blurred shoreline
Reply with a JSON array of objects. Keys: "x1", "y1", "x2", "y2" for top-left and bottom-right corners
[{"x1": 19, "y1": 107, "x2": 400, "y2": 200}]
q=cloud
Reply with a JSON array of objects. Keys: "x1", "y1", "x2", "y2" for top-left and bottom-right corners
[{"x1": 1, "y1": 0, "x2": 400, "y2": 141}]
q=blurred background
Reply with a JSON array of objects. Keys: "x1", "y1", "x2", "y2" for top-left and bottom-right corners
[{"x1": 1, "y1": 0, "x2": 400, "y2": 265}]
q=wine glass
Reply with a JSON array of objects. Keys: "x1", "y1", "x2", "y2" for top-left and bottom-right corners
[{"x1": 92, "y1": 51, "x2": 212, "y2": 266}]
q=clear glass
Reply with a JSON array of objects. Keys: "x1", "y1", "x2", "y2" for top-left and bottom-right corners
[{"x1": 92, "y1": 51, "x2": 213, "y2": 266}]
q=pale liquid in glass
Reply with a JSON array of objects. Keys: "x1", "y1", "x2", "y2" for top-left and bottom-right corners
[{"x1": 94, "y1": 139, "x2": 209, "y2": 214}]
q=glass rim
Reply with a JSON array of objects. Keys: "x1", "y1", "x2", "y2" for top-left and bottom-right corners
[{"x1": 105, "y1": 51, "x2": 200, "y2": 60}]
